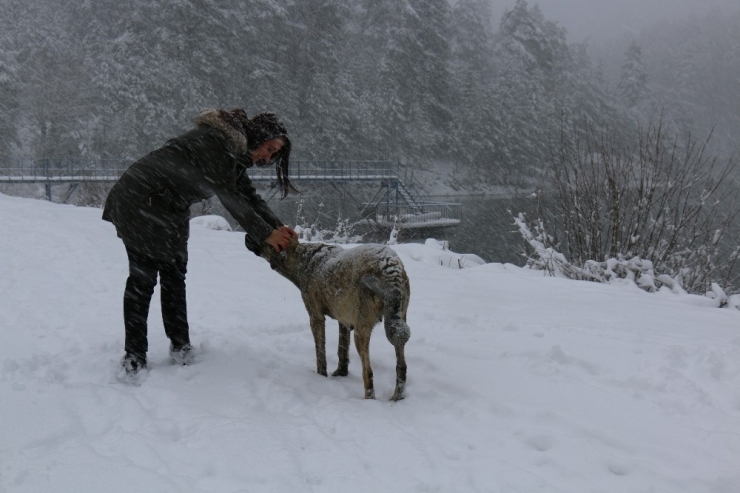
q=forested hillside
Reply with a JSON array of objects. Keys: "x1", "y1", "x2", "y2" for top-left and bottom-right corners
[{"x1": 1, "y1": 0, "x2": 738, "y2": 185}]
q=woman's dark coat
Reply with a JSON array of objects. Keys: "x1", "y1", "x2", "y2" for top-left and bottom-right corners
[{"x1": 102, "y1": 110, "x2": 283, "y2": 261}]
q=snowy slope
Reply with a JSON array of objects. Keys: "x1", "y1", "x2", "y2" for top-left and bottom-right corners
[{"x1": 1, "y1": 192, "x2": 739, "y2": 493}]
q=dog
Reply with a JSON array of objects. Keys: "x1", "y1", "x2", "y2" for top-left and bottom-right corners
[{"x1": 262, "y1": 238, "x2": 411, "y2": 400}]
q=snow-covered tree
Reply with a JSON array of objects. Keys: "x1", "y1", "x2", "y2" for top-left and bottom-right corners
[
  {"x1": 406, "y1": 0, "x2": 452, "y2": 157},
  {"x1": 11, "y1": 0, "x2": 736, "y2": 189},
  {"x1": 0, "y1": 9, "x2": 20, "y2": 160},
  {"x1": 491, "y1": 0, "x2": 569, "y2": 182},
  {"x1": 14, "y1": 2, "x2": 97, "y2": 158},
  {"x1": 232, "y1": 0, "x2": 295, "y2": 116},
  {"x1": 448, "y1": 0, "x2": 498, "y2": 178},
  {"x1": 286, "y1": 0, "x2": 359, "y2": 159},
  {"x1": 84, "y1": 1, "x2": 188, "y2": 158},
  {"x1": 618, "y1": 40, "x2": 649, "y2": 110},
  {"x1": 350, "y1": 0, "x2": 452, "y2": 163}
]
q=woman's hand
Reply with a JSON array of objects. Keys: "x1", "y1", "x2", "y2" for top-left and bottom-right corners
[
  {"x1": 265, "y1": 226, "x2": 298, "y2": 252},
  {"x1": 277, "y1": 225, "x2": 298, "y2": 239}
]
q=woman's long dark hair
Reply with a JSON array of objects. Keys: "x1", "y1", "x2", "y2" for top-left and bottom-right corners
[
  {"x1": 244, "y1": 111, "x2": 298, "y2": 199},
  {"x1": 274, "y1": 136, "x2": 298, "y2": 199}
]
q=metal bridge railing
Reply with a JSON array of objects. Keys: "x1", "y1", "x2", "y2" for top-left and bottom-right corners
[
  {"x1": 247, "y1": 160, "x2": 398, "y2": 182},
  {"x1": 0, "y1": 158, "x2": 130, "y2": 182},
  {"x1": 0, "y1": 158, "x2": 399, "y2": 183},
  {"x1": 0, "y1": 157, "x2": 463, "y2": 229}
]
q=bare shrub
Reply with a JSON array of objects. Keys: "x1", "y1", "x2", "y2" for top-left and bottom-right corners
[
  {"x1": 294, "y1": 198, "x2": 363, "y2": 243},
  {"x1": 75, "y1": 182, "x2": 111, "y2": 208},
  {"x1": 518, "y1": 117, "x2": 740, "y2": 294}
]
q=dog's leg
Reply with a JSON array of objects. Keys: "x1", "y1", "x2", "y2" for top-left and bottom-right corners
[
  {"x1": 391, "y1": 339, "x2": 407, "y2": 401},
  {"x1": 353, "y1": 328, "x2": 374, "y2": 399},
  {"x1": 310, "y1": 315, "x2": 328, "y2": 376},
  {"x1": 332, "y1": 323, "x2": 351, "y2": 377}
]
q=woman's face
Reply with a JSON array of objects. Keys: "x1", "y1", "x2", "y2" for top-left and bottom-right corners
[{"x1": 250, "y1": 137, "x2": 284, "y2": 166}]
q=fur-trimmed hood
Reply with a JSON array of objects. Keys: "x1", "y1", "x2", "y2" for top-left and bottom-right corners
[{"x1": 194, "y1": 108, "x2": 248, "y2": 154}]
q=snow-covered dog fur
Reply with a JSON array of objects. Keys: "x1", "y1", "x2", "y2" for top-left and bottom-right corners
[{"x1": 262, "y1": 238, "x2": 411, "y2": 400}]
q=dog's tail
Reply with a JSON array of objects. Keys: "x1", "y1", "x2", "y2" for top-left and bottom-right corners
[{"x1": 362, "y1": 276, "x2": 410, "y2": 347}]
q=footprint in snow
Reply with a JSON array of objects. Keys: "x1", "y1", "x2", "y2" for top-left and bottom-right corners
[
  {"x1": 524, "y1": 434, "x2": 554, "y2": 452},
  {"x1": 607, "y1": 461, "x2": 632, "y2": 476}
]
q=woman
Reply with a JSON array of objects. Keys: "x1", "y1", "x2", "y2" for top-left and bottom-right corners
[{"x1": 103, "y1": 109, "x2": 298, "y2": 375}]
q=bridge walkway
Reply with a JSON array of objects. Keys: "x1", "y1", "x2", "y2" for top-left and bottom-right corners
[{"x1": 0, "y1": 158, "x2": 460, "y2": 229}]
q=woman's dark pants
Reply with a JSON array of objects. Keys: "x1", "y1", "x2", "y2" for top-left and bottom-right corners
[{"x1": 123, "y1": 248, "x2": 190, "y2": 359}]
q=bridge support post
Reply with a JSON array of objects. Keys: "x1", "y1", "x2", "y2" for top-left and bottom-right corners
[
  {"x1": 45, "y1": 182, "x2": 52, "y2": 201},
  {"x1": 62, "y1": 183, "x2": 79, "y2": 204}
]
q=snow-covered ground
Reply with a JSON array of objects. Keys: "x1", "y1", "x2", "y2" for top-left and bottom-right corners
[{"x1": 1, "y1": 192, "x2": 739, "y2": 493}]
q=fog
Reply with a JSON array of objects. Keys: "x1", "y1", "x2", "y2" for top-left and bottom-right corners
[{"x1": 490, "y1": 0, "x2": 740, "y2": 41}]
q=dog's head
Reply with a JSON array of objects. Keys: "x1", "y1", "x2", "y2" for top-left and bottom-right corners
[{"x1": 261, "y1": 236, "x2": 302, "y2": 284}]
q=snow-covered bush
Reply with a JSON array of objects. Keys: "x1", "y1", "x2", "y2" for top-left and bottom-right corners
[
  {"x1": 514, "y1": 211, "x2": 662, "y2": 288},
  {"x1": 514, "y1": 211, "x2": 738, "y2": 304},
  {"x1": 387, "y1": 227, "x2": 399, "y2": 245},
  {"x1": 515, "y1": 118, "x2": 740, "y2": 297},
  {"x1": 423, "y1": 238, "x2": 486, "y2": 269},
  {"x1": 294, "y1": 198, "x2": 363, "y2": 244}
]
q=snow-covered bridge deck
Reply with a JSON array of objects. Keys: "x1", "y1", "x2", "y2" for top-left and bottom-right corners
[{"x1": 371, "y1": 202, "x2": 462, "y2": 229}]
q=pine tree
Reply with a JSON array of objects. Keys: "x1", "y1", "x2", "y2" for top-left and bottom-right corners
[
  {"x1": 448, "y1": 0, "x2": 498, "y2": 179},
  {"x1": 397, "y1": 0, "x2": 451, "y2": 163},
  {"x1": 232, "y1": 0, "x2": 295, "y2": 116},
  {"x1": 558, "y1": 42, "x2": 622, "y2": 138},
  {"x1": 286, "y1": 0, "x2": 359, "y2": 159},
  {"x1": 15, "y1": 2, "x2": 97, "y2": 158},
  {"x1": 0, "y1": 3, "x2": 20, "y2": 160},
  {"x1": 618, "y1": 40, "x2": 649, "y2": 110},
  {"x1": 86, "y1": 0, "x2": 208, "y2": 158},
  {"x1": 408, "y1": 0, "x2": 452, "y2": 156},
  {"x1": 492, "y1": 0, "x2": 566, "y2": 182},
  {"x1": 497, "y1": 0, "x2": 568, "y2": 91},
  {"x1": 347, "y1": 0, "x2": 403, "y2": 158}
]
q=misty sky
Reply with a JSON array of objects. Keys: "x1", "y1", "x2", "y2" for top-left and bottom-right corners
[{"x1": 490, "y1": 0, "x2": 740, "y2": 42}]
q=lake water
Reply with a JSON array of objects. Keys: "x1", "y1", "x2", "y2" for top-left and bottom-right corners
[
  {"x1": 207, "y1": 183, "x2": 740, "y2": 291},
  {"x1": 421, "y1": 195, "x2": 537, "y2": 264},
  {"x1": 237, "y1": 188, "x2": 537, "y2": 265}
]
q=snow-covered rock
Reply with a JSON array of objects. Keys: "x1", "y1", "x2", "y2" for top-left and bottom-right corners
[{"x1": 190, "y1": 214, "x2": 232, "y2": 231}]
